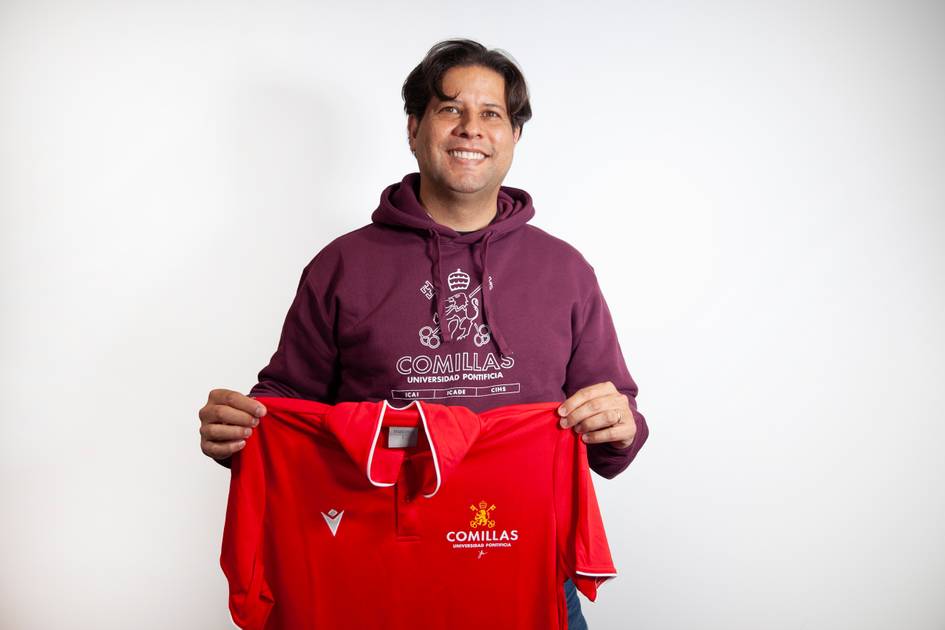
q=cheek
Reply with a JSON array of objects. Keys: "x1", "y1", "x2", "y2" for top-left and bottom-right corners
[
  {"x1": 495, "y1": 143, "x2": 514, "y2": 162},
  {"x1": 494, "y1": 134, "x2": 515, "y2": 155}
]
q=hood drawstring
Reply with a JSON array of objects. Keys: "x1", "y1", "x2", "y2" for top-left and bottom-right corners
[
  {"x1": 479, "y1": 231, "x2": 512, "y2": 358},
  {"x1": 428, "y1": 228, "x2": 513, "y2": 358},
  {"x1": 428, "y1": 229, "x2": 452, "y2": 343},
  {"x1": 374, "y1": 174, "x2": 534, "y2": 358}
]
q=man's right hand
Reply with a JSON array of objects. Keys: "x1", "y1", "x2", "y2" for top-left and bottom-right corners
[{"x1": 199, "y1": 388, "x2": 267, "y2": 461}]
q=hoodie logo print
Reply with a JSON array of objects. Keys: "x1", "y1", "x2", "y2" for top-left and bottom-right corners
[
  {"x1": 321, "y1": 509, "x2": 344, "y2": 537},
  {"x1": 394, "y1": 268, "x2": 517, "y2": 401},
  {"x1": 418, "y1": 268, "x2": 491, "y2": 349}
]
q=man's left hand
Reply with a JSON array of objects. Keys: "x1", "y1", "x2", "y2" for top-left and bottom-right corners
[{"x1": 557, "y1": 382, "x2": 636, "y2": 449}]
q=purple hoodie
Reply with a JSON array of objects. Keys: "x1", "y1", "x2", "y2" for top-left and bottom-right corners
[{"x1": 244, "y1": 173, "x2": 648, "y2": 478}]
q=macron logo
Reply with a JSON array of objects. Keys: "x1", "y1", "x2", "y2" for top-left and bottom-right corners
[{"x1": 321, "y1": 509, "x2": 344, "y2": 537}]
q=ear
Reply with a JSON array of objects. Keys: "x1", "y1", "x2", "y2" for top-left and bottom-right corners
[
  {"x1": 407, "y1": 115, "x2": 419, "y2": 151},
  {"x1": 513, "y1": 125, "x2": 521, "y2": 144}
]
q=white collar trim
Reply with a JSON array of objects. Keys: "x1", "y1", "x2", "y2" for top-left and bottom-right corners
[{"x1": 365, "y1": 400, "x2": 442, "y2": 498}]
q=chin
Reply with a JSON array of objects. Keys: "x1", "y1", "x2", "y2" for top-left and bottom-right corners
[
  {"x1": 448, "y1": 183, "x2": 485, "y2": 195},
  {"x1": 445, "y1": 175, "x2": 494, "y2": 195}
]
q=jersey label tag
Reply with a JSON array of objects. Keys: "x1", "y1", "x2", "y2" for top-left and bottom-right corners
[{"x1": 387, "y1": 427, "x2": 419, "y2": 449}]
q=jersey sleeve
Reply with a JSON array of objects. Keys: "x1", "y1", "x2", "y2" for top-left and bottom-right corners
[
  {"x1": 553, "y1": 428, "x2": 618, "y2": 601},
  {"x1": 220, "y1": 429, "x2": 274, "y2": 629}
]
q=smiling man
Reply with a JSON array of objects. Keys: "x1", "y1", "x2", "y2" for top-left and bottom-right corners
[
  {"x1": 200, "y1": 39, "x2": 648, "y2": 629},
  {"x1": 407, "y1": 64, "x2": 520, "y2": 224}
]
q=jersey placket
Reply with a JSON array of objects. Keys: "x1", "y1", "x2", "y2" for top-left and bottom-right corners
[{"x1": 394, "y1": 455, "x2": 423, "y2": 540}]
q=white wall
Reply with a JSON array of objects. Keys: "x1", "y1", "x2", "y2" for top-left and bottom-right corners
[{"x1": 1, "y1": 1, "x2": 943, "y2": 628}]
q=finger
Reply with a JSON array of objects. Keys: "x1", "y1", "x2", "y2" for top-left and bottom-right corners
[
  {"x1": 207, "y1": 389, "x2": 267, "y2": 419},
  {"x1": 572, "y1": 408, "x2": 623, "y2": 435},
  {"x1": 198, "y1": 392, "x2": 266, "y2": 426},
  {"x1": 568, "y1": 392, "x2": 625, "y2": 424},
  {"x1": 201, "y1": 422, "x2": 254, "y2": 442},
  {"x1": 202, "y1": 439, "x2": 247, "y2": 460},
  {"x1": 557, "y1": 381, "x2": 617, "y2": 421},
  {"x1": 560, "y1": 391, "x2": 624, "y2": 427},
  {"x1": 581, "y1": 422, "x2": 635, "y2": 445},
  {"x1": 200, "y1": 404, "x2": 258, "y2": 428}
]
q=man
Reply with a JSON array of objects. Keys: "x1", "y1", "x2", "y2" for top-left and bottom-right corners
[{"x1": 200, "y1": 39, "x2": 648, "y2": 628}]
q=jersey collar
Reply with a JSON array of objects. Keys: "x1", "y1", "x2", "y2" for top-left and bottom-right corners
[{"x1": 326, "y1": 400, "x2": 481, "y2": 498}]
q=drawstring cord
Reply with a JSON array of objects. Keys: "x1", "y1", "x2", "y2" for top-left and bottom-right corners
[
  {"x1": 479, "y1": 231, "x2": 512, "y2": 357},
  {"x1": 428, "y1": 229, "x2": 452, "y2": 342},
  {"x1": 428, "y1": 227, "x2": 512, "y2": 357}
]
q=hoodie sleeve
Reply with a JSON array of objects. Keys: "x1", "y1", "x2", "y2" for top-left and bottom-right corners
[
  {"x1": 214, "y1": 255, "x2": 341, "y2": 470},
  {"x1": 564, "y1": 268, "x2": 649, "y2": 479},
  {"x1": 248, "y1": 253, "x2": 341, "y2": 401}
]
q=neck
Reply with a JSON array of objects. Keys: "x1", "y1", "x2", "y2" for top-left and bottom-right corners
[{"x1": 418, "y1": 179, "x2": 499, "y2": 232}]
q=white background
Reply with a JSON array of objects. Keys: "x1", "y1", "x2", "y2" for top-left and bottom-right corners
[{"x1": 2, "y1": 1, "x2": 943, "y2": 628}]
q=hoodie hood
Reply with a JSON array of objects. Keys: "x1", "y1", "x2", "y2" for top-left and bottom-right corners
[
  {"x1": 371, "y1": 173, "x2": 535, "y2": 357},
  {"x1": 326, "y1": 400, "x2": 481, "y2": 498}
]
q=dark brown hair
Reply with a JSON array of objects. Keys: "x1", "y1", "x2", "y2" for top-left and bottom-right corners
[{"x1": 402, "y1": 39, "x2": 533, "y2": 136}]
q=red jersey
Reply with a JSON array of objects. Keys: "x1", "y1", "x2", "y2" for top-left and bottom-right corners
[{"x1": 220, "y1": 397, "x2": 616, "y2": 629}]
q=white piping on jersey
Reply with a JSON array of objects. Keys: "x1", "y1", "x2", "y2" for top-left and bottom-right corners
[
  {"x1": 366, "y1": 400, "x2": 443, "y2": 498},
  {"x1": 575, "y1": 570, "x2": 617, "y2": 588},
  {"x1": 415, "y1": 401, "x2": 442, "y2": 499},
  {"x1": 366, "y1": 401, "x2": 396, "y2": 488}
]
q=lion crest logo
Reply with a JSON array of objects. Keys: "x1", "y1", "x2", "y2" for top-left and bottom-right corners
[
  {"x1": 469, "y1": 500, "x2": 496, "y2": 529},
  {"x1": 418, "y1": 268, "x2": 491, "y2": 349}
]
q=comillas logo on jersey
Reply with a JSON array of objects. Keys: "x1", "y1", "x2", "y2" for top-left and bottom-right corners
[
  {"x1": 390, "y1": 268, "x2": 521, "y2": 403},
  {"x1": 446, "y1": 500, "x2": 519, "y2": 550}
]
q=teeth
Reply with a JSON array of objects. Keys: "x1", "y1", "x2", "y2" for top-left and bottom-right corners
[{"x1": 449, "y1": 150, "x2": 485, "y2": 160}]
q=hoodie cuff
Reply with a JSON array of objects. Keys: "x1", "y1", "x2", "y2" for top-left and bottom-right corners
[
  {"x1": 587, "y1": 406, "x2": 649, "y2": 478},
  {"x1": 586, "y1": 441, "x2": 632, "y2": 479},
  {"x1": 598, "y1": 440, "x2": 635, "y2": 454}
]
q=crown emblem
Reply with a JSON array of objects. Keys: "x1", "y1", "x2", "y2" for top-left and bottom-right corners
[{"x1": 448, "y1": 268, "x2": 470, "y2": 292}]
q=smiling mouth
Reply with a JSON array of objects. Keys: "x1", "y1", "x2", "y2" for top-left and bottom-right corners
[{"x1": 448, "y1": 150, "x2": 487, "y2": 161}]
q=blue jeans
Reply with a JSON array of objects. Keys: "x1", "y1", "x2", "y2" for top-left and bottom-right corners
[{"x1": 564, "y1": 578, "x2": 588, "y2": 629}]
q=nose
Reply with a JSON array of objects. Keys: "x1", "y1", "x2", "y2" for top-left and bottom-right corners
[{"x1": 454, "y1": 110, "x2": 482, "y2": 138}]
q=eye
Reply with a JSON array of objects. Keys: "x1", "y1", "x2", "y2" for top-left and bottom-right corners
[
  {"x1": 483, "y1": 110, "x2": 501, "y2": 118},
  {"x1": 440, "y1": 106, "x2": 460, "y2": 114}
]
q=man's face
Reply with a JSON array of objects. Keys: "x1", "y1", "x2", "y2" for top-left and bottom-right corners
[{"x1": 408, "y1": 64, "x2": 521, "y2": 201}]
